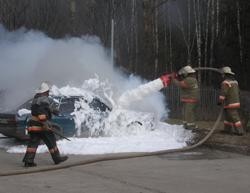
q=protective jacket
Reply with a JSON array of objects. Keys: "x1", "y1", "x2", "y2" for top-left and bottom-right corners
[
  {"x1": 179, "y1": 77, "x2": 199, "y2": 103},
  {"x1": 219, "y1": 79, "x2": 240, "y2": 109},
  {"x1": 27, "y1": 94, "x2": 57, "y2": 132}
]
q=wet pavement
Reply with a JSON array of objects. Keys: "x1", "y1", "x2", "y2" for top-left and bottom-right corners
[
  {"x1": 1, "y1": 120, "x2": 250, "y2": 193},
  {"x1": 0, "y1": 147, "x2": 250, "y2": 193},
  {"x1": 158, "y1": 147, "x2": 237, "y2": 160}
]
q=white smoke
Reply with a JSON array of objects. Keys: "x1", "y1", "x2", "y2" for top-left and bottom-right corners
[{"x1": 0, "y1": 24, "x2": 168, "y2": 120}]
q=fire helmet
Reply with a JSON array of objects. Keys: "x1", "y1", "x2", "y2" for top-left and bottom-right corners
[
  {"x1": 221, "y1": 66, "x2": 235, "y2": 75},
  {"x1": 35, "y1": 82, "x2": 50, "y2": 94},
  {"x1": 178, "y1": 65, "x2": 196, "y2": 76}
]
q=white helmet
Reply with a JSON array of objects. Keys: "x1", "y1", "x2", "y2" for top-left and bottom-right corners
[
  {"x1": 221, "y1": 66, "x2": 235, "y2": 75},
  {"x1": 35, "y1": 82, "x2": 50, "y2": 94},
  {"x1": 178, "y1": 65, "x2": 196, "y2": 75}
]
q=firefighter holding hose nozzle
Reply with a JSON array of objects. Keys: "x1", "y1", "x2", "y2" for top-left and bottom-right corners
[
  {"x1": 170, "y1": 65, "x2": 199, "y2": 131},
  {"x1": 22, "y1": 82, "x2": 68, "y2": 167}
]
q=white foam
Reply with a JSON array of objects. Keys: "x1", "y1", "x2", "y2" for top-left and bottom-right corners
[
  {"x1": 2, "y1": 122, "x2": 191, "y2": 155},
  {"x1": 17, "y1": 109, "x2": 31, "y2": 116},
  {"x1": 0, "y1": 80, "x2": 192, "y2": 155}
]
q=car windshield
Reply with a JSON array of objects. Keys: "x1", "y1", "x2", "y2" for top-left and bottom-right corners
[
  {"x1": 56, "y1": 96, "x2": 111, "y2": 114},
  {"x1": 17, "y1": 95, "x2": 110, "y2": 115}
]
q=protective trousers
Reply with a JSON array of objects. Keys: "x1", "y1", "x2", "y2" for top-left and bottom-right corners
[
  {"x1": 22, "y1": 131, "x2": 61, "y2": 164},
  {"x1": 224, "y1": 109, "x2": 244, "y2": 135},
  {"x1": 182, "y1": 102, "x2": 197, "y2": 130}
]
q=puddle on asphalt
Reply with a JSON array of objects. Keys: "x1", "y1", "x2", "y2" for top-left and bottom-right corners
[{"x1": 158, "y1": 147, "x2": 242, "y2": 160}]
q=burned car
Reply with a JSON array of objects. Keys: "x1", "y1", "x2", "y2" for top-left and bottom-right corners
[{"x1": 0, "y1": 93, "x2": 156, "y2": 140}]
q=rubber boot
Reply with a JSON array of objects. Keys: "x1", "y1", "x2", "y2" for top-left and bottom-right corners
[
  {"x1": 51, "y1": 149, "x2": 68, "y2": 165},
  {"x1": 220, "y1": 124, "x2": 232, "y2": 135},
  {"x1": 233, "y1": 127, "x2": 244, "y2": 136},
  {"x1": 23, "y1": 152, "x2": 37, "y2": 167}
]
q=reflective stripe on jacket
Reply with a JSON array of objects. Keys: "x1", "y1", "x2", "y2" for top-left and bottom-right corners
[
  {"x1": 26, "y1": 117, "x2": 45, "y2": 133},
  {"x1": 27, "y1": 126, "x2": 44, "y2": 132},
  {"x1": 181, "y1": 98, "x2": 198, "y2": 103}
]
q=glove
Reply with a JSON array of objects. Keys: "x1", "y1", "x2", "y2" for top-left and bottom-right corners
[
  {"x1": 160, "y1": 74, "x2": 171, "y2": 87},
  {"x1": 170, "y1": 72, "x2": 178, "y2": 79}
]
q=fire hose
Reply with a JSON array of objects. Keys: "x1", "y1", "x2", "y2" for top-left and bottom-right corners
[
  {"x1": 0, "y1": 67, "x2": 223, "y2": 177},
  {"x1": 193, "y1": 67, "x2": 222, "y2": 74}
]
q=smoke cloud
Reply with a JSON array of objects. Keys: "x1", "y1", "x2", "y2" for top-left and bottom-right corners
[{"x1": 0, "y1": 25, "x2": 167, "y2": 120}]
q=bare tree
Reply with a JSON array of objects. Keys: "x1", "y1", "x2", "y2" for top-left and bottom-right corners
[
  {"x1": 209, "y1": 0, "x2": 215, "y2": 67},
  {"x1": 236, "y1": 0, "x2": 243, "y2": 66},
  {"x1": 204, "y1": 0, "x2": 211, "y2": 67}
]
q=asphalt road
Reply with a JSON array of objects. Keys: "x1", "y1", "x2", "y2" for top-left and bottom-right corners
[{"x1": 0, "y1": 147, "x2": 250, "y2": 193}]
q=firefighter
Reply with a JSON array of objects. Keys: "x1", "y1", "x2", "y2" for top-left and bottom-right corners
[
  {"x1": 171, "y1": 65, "x2": 199, "y2": 130},
  {"x1": 218, "y1": 66, "x2": 244, "y2": 136},
  {"x1": 22, "y1": 82, "x2": 68, "y2": 167}
]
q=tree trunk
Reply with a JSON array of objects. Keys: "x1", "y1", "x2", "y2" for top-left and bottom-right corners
[
  {"x1": 209, "y1": 0, "x2": 215, "y2": 68},
  {"x1": 216, "y1": 0, "x2": 220, "y2": 37},
  {"x1": 168, "y1": 4, "x2": 173, "y2": 71},
  {"x1": 193, "y1": 0, "x2": 202, "y2": 82},
  {"x1": 154, "y1": 0, "x2": 159, "y2": 78},
  {"x1": 236, "y1": 0, "x2": 243, "y2": 66},
  {"x1": 187, "y1": 0, "x2": 191, "y2": 65},
  {"x1": 204, "y1": 0, "x2": 211, "y2": 67}
]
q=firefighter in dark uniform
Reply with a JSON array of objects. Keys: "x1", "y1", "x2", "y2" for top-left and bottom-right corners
[
  {"x1": 22, "y1": 82, "x2": 68, "y2": 167},
  {"x1": 218, "y1": 66, "x2": 244, "y2": 136},
  {"x1": 171, "y1": 65, "x2": 199, "y2": 130}
]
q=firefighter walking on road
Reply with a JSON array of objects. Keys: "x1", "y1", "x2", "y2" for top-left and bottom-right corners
[
  {"x1": 218, "y1": 66, "x2": 244, "y2": 136},
  {"x1": 22, "y1": 82, "x2": 68, "y2": 167},
  {"x1": 171, "y1": 65, "x2": 199, "y2": 130}
]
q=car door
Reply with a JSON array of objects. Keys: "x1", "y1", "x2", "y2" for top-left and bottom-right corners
[{"x1": 52, "y1": 97, "x2": 76, "y2": 137}]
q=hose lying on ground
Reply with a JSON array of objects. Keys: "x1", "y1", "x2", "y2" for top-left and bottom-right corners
[
  {"x1": 0, "y1": 67, "x2": 223, "y2": 177},
  {"x1": 0, "y1": 107, "x2": 223, "y2": 177}
]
